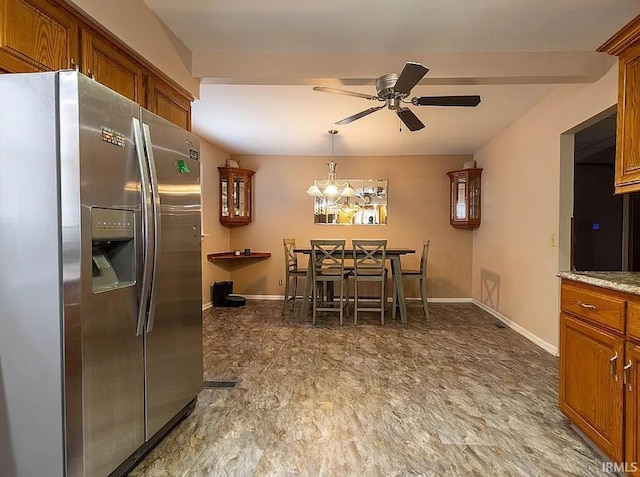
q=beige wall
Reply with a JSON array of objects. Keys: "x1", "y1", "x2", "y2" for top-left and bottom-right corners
[
  {"x1": 220, "y1": 154, "x2": 474, "y2": 298},
  {"x1": 472, "y1": 65, "x2": 619, "y2": 352},
  {"x1": 66, "y1": 0, "x2": 199, "y2": 97},
  {"x1": 200, "y1": 139, "x2": 231, "y2": 306}
]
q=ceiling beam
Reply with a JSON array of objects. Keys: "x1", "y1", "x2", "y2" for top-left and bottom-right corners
[{"x1": 194, "y1": 51, "x2": 615, "y2": 86}]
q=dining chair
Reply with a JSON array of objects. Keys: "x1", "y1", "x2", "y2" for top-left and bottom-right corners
[
  {"x1": 352, "y1": 239, "x2": 387, "y2": 325},
  {"x1": 281, "y1": 238, "x2": 307, "y2": 316},
  {"x1": 394, "y1": 240, "x2": 430, "y2": 320},
  {"x1": 310, "y1": 239, "x2": 351, "y2": 325}
]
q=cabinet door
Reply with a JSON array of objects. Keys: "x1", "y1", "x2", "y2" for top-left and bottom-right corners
[
  {"x1": 559, "y1": 313, "x2": 624, "y2": 461},
  {"x1": 615, "y1": 43, "x2": 640, "y2": 193},
  {"x1": 146, "y1": 75, "x2": 191, "y2": 131},
  {"x1": 81, "y1": 30, "x2": 143, "y2": 103},
  {"x1": 0, "y1": 0, "x2": 78, "y2": 73},
  {"x1": 625, "y1": 342, "x2": 640, "y2": 475}
]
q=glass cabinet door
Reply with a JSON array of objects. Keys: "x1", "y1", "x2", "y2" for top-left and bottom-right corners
[
  {"x1": 221, "y1": 177, "x2": 229, "y2": 217},
  {"x1": 218, "y1": 166, "x2": 254, "y2": 226}
]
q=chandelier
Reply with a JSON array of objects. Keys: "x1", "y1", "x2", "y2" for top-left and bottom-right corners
[
  {"x1": 306, "y1": 130, "x2": 363, "y2": 223},
  {"x1": 305, "y1": 130, "x2": 357, "y2": 198}
]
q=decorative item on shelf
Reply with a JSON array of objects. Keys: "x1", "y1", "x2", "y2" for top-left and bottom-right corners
[
  {"x1": 306, "y1": 130, "x2": 388, "y2": 225},
  {"x1": 244, "y1": 248, "x2": 251, "y2": 256},
  {"x1": 446, "y1": 168, "x2": 482, "y2": 229},
  {"x1": 234, "y1": 250, "x2": 241, "y2": 256},
  {"x1": 218, "y1": 165, "x2": 255, "y2": 226},
  {"x1": 226, "y1": 158, "x2": 240, "y2": 168}
]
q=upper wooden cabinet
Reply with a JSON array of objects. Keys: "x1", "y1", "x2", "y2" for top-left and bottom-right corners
[
  {"x1": 0, "y1": 0, "x2": 78, "y2": 72},
  {"x1": 147, "y1": 75, "x2": 191, "y2": 130},
  {"x1": 218, "y1": 167, "x2": 255, "y2": 226},
  {"x1": 446, "y1": 168, "x2": 482, "y2": 229},
  {"x1": 598, "y1": 14, "x2": 640, "y2": 194},
  {"x1": 81, "y1": 30, "x2": 144, "y2": 103},
  {"x1": 0, "y1": 0, "x2": 193, "y2": 130}
]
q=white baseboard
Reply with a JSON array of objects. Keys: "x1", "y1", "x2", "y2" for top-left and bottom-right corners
[
  {"x1": 426, "y1": 297, "x2": 473, "y2": 303},
  {"x1": 242, "y1": 294, "x2": 284, "y2": 301},
  {"x1": 471, "y1": 299, "x2": 558, "y2": 356},
  {"x1": 202, "y1": 301, "x2": 212, "y2": 311}
]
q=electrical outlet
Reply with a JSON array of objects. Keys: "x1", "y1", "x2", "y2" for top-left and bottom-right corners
[
  {"x1": 278, "y1": 279, "x2": 283, "y2": 286},
  {"x1": 550, "y1": 233, "x2": 556, "y2": 248}
]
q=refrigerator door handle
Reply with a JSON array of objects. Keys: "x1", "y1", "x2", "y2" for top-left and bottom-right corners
[
  {"x1": 133, "y1": 118, "x2": 154, "y2": 336},
  {"x1": 142, "y1": 122, "x2": 161, "y2": 333}
]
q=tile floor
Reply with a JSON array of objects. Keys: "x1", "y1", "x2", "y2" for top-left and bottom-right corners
[{"x1": 130, "y1": 301, "x2": 614, "y2": 476}]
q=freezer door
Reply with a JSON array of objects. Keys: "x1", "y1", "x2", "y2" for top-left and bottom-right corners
[
  {"x1": 69, "y1": 72, "x2": 146, "y2": 476},
  {"x1": 141, "y1": 110, "x2": 203, "y2": 438}
]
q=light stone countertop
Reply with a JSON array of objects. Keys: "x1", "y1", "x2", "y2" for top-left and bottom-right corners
[{"x1": 557, "y1": 271, "x2": 640, "y2": 296}]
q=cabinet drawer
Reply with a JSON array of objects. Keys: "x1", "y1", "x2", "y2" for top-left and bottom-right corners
[{"x1": 561, "y1": 282, "x2": 626, "y2": 333}]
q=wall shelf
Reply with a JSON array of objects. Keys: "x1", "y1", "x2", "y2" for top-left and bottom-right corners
[{"x1": 207, "y1": 252, "x2": 271, "y2": 263}]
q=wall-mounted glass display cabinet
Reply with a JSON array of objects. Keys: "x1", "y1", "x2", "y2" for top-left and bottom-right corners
[
  {"x1": 218, "y1": 167, "x2": 255, "y2": 226},
  {"x1": 447, "y1": 168, "x2": 482, "y2": 229}
]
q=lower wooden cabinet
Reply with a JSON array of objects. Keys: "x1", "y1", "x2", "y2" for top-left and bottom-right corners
[
  {"x1": 559, "y1": 313, "x2": 624, "y2": 461},
  {"x1": 560, "y1": 278, "x2": 640, "y2": 472},
  {"x1": 626, "y1": 342, "x2": 640, "y2": 476}
]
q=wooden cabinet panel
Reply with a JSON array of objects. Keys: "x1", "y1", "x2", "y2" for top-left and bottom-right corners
[
  {"x1": 615, "y1": 42, "x2": 640, "y2": 193},
  {"x1": 81, "y1": 30, "x2": 143, "y2": 103},
  {"x1": 598, "y1": 15, "x2": 640, "y2": 194},
  {"x1": 146, "y1": 76, "x2": 191, "y2": 130},
  {"x1": 627, "y1": 301, "x2": 640, "y2": 342},
  {"x1": 0, "y1": 0, "x2": 78, "y2": 73},
  {"x1": 559, "y1": 313, "x2": 624, "y2": 461},
  {"x1": 625, "y1": 342, "x2": 640, "y2": 476},
  {"x1": 561, "y1": 281, "x2": 626, "y2": 333}
]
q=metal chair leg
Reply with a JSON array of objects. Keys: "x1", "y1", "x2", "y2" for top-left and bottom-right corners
[
  {"x1": 353, "y1": 279, "x2": 358, "y2": 325},
  {"x1": 420, "y1": 277, "x2": 429, "y2": 320},
  {"x1": 281, "y1": 274, "x2": 290, "y2": 316},
  {"x1": 381, "y1": 280, "x2": 385, "y2": 326}
]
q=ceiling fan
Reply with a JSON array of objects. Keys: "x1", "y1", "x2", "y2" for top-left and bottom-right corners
[{"x1": 313, "y1": 62, "x2": 481, "y2": 132}]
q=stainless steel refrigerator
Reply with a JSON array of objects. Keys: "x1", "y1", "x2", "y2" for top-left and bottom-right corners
[{"x1": 0, "y1": 71, "x2": 203, "y2": 477}]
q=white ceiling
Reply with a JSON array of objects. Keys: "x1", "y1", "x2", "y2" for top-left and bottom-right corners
[{"x1": 142, "y1": 0, "x2": 640, "y2": 155}]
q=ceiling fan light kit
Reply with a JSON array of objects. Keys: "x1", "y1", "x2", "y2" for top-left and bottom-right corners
[{"x1": 313, "y1": 61, "x2": 481, "y2": 131}]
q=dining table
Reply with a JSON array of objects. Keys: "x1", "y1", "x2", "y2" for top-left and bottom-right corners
[{"x1": 293, "y1": 247, "x2": 416, "y2": 324}]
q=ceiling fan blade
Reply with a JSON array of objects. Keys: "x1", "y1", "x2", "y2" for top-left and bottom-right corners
[
  {"x1": 397, "y1": 108, "x2": 425, "y2": 131},
  {"x1": 335, "y1": 106, "x2": 385, "y2": 125},
  {"x1": 394, "y1": 62, "x2": 429, "y2": 95},
  {"x1": 412, "y1": 95, "x2": 481, "y2": 107},
  {"x1": 313, "y1": 86, "x2": 379, "y2": 101}
]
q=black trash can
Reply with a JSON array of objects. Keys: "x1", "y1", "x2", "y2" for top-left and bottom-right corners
[{"x1": 212, "y1": 281, "x2": 233, "y2": 306}]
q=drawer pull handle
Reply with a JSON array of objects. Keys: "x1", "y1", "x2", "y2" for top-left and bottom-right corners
[
  {"x1": 611, "y1": 351, "x2": 619, "y2": 380},
  {"x1": 624, "y1": 360, "x2": 633, "y2": 388},
  {"x1": 578, "y1": 302, "x2": 597, "y2": 310}
]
